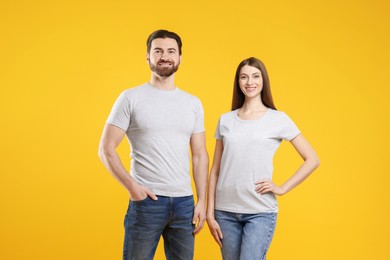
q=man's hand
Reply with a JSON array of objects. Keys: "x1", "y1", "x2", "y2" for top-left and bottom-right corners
[
  {"x1": 192, "y1": 201, "x2": 206, "y2": 235},
  {"x1": 129, "y1": 181, "x2": 158, "y2": 201}
]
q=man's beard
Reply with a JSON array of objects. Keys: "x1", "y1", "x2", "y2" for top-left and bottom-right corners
[{"x1": 149, "y1": 61, "x2": 180, "y2": 77}]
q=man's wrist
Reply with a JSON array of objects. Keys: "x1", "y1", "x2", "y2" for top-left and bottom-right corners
[{"x1": 195, "y1": 197, "x2": 206, "y2": 204}]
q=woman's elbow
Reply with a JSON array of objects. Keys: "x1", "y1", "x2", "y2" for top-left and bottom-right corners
[{"x1": 311, "y1": 155, "x2": 320, "y2": 169}]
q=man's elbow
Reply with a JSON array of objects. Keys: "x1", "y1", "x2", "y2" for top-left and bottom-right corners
[
  {"x1": 200, "y1": 150, "x2": 209, "y2": 167},
  {"x1": 193, "y1": 150, "x2": 209, "y2": 165},
  {"x1": 98, "y1": 144, "x2": 111, "y2": 163},
  {"x1": 98, "y1": 145, "x2": 104, "y2": 162},
  {"x1": 199, "y1": 149, "x2": 209, "y2": 161}
]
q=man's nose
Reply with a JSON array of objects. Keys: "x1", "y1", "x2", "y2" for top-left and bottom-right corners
[{"x1": 160, "y1": 52, "x2": 168, "y2": 60}]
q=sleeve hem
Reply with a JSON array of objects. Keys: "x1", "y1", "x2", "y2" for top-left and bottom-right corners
[
  {"x1": 286, "y1": 131, "x2": 301, "y2": 141},
  {"x1": 106, "y1": 121, "x2": 128, "y2": 131}
]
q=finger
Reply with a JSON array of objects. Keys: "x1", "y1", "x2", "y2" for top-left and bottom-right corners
[
  {"x1": 147, "y1": 191, "x2": 158, "y2": 200},
  {"x1": 257, "y1": 185, "x2": 269, "y2": 194},
  {"x1": 211, "y1": 224, "x2": 223, "y2": 247},
  {"x1": 217, "y1": 228, "x2": 223, "y2": 240},
  {"x1": 216, "y1": 237, "x2": 222, "y2": 248},
  {"x1": 192, "y1": 213, "x2": 200, "y2": 234},
  {"x1": 192, "y1": 211, "x2": 199, "y2": 225},
  {"x1": 194, "y1": 214, "x2": 206, "y2": 235},
  {"x1": 212, "y1": 232, "x2": 222, "y2": 248},
  {"x1": 260, "y1": 187, "x2": 272, "y2": 194},
  {"x1": 197, "y1": 218, "x2": 206, "y2": 233},
  {"x1": 256, "y1": 184, "x2": 268, "y2": 193},
  {"x1": 193, "y1": 221, "x2": 204, "y2": 235}
]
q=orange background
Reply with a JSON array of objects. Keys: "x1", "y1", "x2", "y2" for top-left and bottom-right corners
[{"x1": 1, "y1": 0, "x2": 389, "y2": 259}]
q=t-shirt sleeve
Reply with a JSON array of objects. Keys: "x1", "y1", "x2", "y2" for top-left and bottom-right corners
[
  {"x1": 106, "y1": 91, "x2": 131, "y2": 131},
  {"x1": 214, "y1": 117, "x2": 222, "y2": 140},
  {"x1": 278, "y1": 112, "x2": 300, "y2": 141},
  {"x1": 192, "y1": 99, "x2": 205, "y2": 133}
]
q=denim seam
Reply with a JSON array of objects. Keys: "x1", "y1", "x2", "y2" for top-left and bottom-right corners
[
  {"x1": 261, "y1": 213, "x2": 276, "y2": 260},
  {"x1": 166, "y1": 229, "x2": 174, "y2": 260}
]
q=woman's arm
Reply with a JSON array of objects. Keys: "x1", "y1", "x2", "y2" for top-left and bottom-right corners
[{"x1": 256, "y1": 134, "x2": 320, "y2": 196}]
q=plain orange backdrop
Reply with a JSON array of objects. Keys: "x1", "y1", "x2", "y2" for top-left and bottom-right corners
[{"x1": 1, "y1": 0, "x2": 389, "y2": 259}]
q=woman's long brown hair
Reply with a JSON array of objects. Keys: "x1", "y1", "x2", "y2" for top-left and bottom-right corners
[{"x1": 231, "y1": 57, "x2": 276, "y2": 110}]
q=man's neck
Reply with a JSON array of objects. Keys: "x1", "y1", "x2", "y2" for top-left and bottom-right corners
[{"x1": 149, "y1": 74, "x2": 176, "y2": 90}]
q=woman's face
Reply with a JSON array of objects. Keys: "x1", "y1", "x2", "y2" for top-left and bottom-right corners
[{"x1": 238, "y1": 65, "x2": 263, "y2": 99}]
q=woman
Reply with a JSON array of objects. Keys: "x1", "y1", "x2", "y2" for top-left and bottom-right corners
[{"x1": 207, "y1": 57, "x2": 320, "y2": 260}]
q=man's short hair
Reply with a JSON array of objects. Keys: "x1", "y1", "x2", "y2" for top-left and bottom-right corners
[{"x1": 146, "y1": 29, "x2": 182, "y2": 55}]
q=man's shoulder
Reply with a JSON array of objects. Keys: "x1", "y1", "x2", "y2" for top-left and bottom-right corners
[
  {"x1": 120, "y1": 83, "x2": 149, "y2": 96},
  {"x1": 114, "y1": 83, "x2": 151, "y2": 103},
  {"x1": 176, "y1": 88, "x2": 202, "y2": 104}
]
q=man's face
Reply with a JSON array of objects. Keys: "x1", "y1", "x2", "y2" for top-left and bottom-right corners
[{"x1": 147, "y1": 38, "x2": 181, "y2": 77}]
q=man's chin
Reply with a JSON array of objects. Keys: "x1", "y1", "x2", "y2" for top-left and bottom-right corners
[
  {"x1": 154, "y1": 68, "x2": 179, "y2": 77},
  {"x1": 149, "y1": 62, "x2": 180, "y2": 77}
]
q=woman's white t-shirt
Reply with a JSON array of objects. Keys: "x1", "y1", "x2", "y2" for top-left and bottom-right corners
[{"x1": 215, "y1": 109, "x2": 300, "y2": 213}]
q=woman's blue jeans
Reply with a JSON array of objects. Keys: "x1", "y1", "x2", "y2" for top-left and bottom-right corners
[
  {"x1": 215, "y1": 210, "x2": 277, "y2": 260},
  {"x1": 123, "y1": 195, "x2": 195, "y2": 260}
]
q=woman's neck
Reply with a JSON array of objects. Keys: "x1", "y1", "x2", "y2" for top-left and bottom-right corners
[{"x1": 241, "y1": 97, "x2": 267, "y2": 112}]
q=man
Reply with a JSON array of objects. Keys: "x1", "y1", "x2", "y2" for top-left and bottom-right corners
[{"x1": 98, "y1": 29, "x2": 209, "y2": 260}]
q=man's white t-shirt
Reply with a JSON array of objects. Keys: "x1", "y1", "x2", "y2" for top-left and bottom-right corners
[{"x1": 106, "y1": 83, "x2": 204, "y2": 197}]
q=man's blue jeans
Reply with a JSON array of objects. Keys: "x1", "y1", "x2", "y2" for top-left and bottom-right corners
[
  {"x1": 215, "y1": 210, "x2": 277, "y2": 260},
  {"x1": 123, "y1": 195, "x2": 195, "y2": 260}
]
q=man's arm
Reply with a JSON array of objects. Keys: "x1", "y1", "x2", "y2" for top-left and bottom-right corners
[
  {"x1": 98, "y1": 124, "x2": 157, "y2": 201},
  {"x1": 206, "y1": 140, "x2": 224, "y2": 247},
  {"x1": 190, "y1": 132, "x2": 209, "y2": 235}
]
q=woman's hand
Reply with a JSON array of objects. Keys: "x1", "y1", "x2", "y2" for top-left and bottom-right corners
[
  {"x1": 207, "y1": 217, "x2": 223, "y2": 248},
  {"x1": 255, "y1": 180, "x2": 286, "y2": 196}
]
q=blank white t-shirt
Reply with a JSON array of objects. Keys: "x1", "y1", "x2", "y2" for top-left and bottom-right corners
[
  {"x1": 106, "y1": 83, "x2": 204, "y2": 197},
  {"x1": 215, "y1": 109, "x2": 300, "y2": 213}
]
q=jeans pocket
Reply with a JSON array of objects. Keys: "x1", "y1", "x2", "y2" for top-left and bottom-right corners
[{"x1": 131, "y1": 195, "x2": 150, "y2": 203}]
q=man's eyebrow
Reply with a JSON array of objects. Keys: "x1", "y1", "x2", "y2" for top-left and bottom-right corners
[{"x1": 152, "y1": 47, "x2": 177, "y2": 52}]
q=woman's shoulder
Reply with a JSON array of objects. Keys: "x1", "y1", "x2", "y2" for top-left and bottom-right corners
[
  {"x1": 219, "y1": 110, "x2": 237, "y2": 120},
  {"x1": 267, "y1": 109, "x2": 297, "y2": 126},
  {"x1": 267, "y1": 109, "x2": 289, "y2": 118}
]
